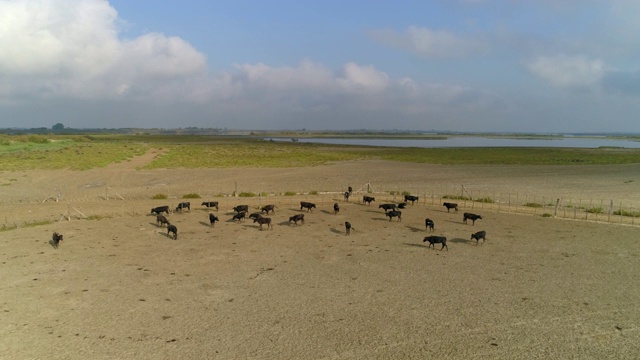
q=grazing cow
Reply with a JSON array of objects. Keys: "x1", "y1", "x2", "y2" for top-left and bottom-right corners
[
  {"x1": 253, "y1": 217, "x2": 273, "y2": 230},
  {"x1": 289, "y1": 214, "x2": 305, "y2": 226},
  {"x1": 345, "y1": 221, "x2": 353, "y2": 235},
  {"x1": 300, "y1": 201, "x2": 316, "y2": 212},
  {"x1": 233, "y1": 205, "x2": 249, "y2": 213},
  {"x1": 443, "y1": 202, "x2": 459, "y2": 213},
  {"x1": 156, "y1": 215, "x2": 170, "y2": 228},
  {"x1": 386, "y1": 210, "x2": 402, "y2": 221},
  {"x1": 202, "y1": 201, "x2": 219, "y2": 211},
  {"x1": 463, "y1": 212, "x2": 482, "y2": 225},
  {"x1": 52, "y1": 232, "x2": 63, "y2": 249},
  {"x1": 232, "y1": 212, "x2": 246, "y2": 223},
  {"x1": 397, "y1": 202, "x2": 407, "y2": 209},
  {"x1": 175, "y1": 202, "x2": 190, "y2": 212},
  {"x1": 404, "y1": 195, "x2": 419, "y2": 205},
  {"x1": 471, "y1": 231, "x2": 487, "y2": 245},
  {"x1": 167, "y1": 224, "x2": 178, "y2": 240},
  {"x1": 261, "y1": 204, "x2": 277, "y2": 214},
  {"x1": 379, "y1": 203, "x2": 397, "y2": 212},
  {"x1": 209, "y1": 213, "x2": 219, "y2": 227},
  {"x1": 151, "y1": 206, "x2": 170, "y2": 215},
  {"x1": 423, "y1": 236, "x2": 448, "y2": 250},
  {"x1": 248, "y1": 212, "x2": 263, "y2": 220},
  {"x1": 344, "y1": 191, "x2": 350, "y2": 201},
  {"x1": 348, "y1": 186, "x2": 353, "y2": 195},
  {"x1": 363, "y1": 195, "x2": 375, "y2": 205},
  {"x1": 334, "y1": 203, "x2": 340, "y2": 214},
  {"x1": 425, "y1": 218, "x2": 435, "y2": 232}
]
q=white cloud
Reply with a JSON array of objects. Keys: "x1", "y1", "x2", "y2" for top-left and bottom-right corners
[
  {"x1": 0, "y1": 0, "x2": 208, "y2": 102},
  {"x1": 371, "y1": 25, "x2": 487, "y2": 59},
  {"x1": 526, "y1": 55, "x2": 605, "y2": 89}
]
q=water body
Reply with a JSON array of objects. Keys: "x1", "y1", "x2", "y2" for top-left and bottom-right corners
[{"x1": 269, "y1": 136, "x2": 640, "y2": 148}]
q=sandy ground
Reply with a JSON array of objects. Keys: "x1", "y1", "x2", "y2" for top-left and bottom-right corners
[{"x1": 2, "y1": 156, "x2": 640, "y2": 359}]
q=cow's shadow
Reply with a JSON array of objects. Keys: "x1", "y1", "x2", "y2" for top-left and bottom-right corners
[
  {"x1": 330, "y1": 228, "x2": 347, "y2": 235},
  {"x1": 403, "y1": 242, "x2": 430, "y2": 249},
  {"x1": 405, "y1": 225, "x2": 423, "y2": 233},
  {"x1": 449, "y1": 237, "x2": 472, "y2": 244},
  {"x1": 199, "y1": 221, "x2": 214, "y2": 227},
  {"x1": 48, "y1": 239, "x2": 60, "y2": 249}
]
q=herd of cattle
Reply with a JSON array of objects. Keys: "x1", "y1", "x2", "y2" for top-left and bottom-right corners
[{"x1": 140, "y1": 191, "x2": 488, "y2": 251}]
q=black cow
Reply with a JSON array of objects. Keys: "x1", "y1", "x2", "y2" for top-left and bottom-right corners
[
  {"x1": 404, "y1": 195, "x2": 419, "y2": 205},
  {"x1": 232, "y1": 211, "x2": 246, "y2": 222},
  {"x1": 425, "y1": 218, "x2": 434, "y2": 232},
  {"x1": 333, "y1": 203, "x2": 340, "y2": 214},
  {"x1": 344, "y1": 191, "x2": 350, "y2": 201},
  {"x1": 249, "y1": 212, "x2": 263, "y2": 220},
  {"x1": 386, "y1": 210, "x2": 402, "y2": 221},
  {"x1": 156, "y1": 215, "x2": 170, "y2": 228},
  {"x1": 151, "y1": 206, "x2": 170, "y2": 215},
  {"x1": 423, "y1": 236, "x2": 448, "y2": 250},
  {"x1": 52, "y1": 232, "x2": 63, "y2": 249},
  {"x1": 233, "y1": 205, "x2": 249, "y2": 213},
  {"x1": 167, "y1": 224, "x2": 178, "y2": 240},
  {"x1": 209, "y1": 213, "x2": 219, "y2": 227},
  {"x1": 348, "y1": 186, "x2": 353, "y2": 194},
  {"x1": 175, "y1": 202, "x2": 190, "y2": 212},
  {"x1": 289, "y1": 214, "x2": 305, "y2": 226},
  {"x1": 463, "y1": 212, "x2": 482, "y2": 225},
  {"x1": 443, "y1": 202, "x2": 458, "y2": 213},
  {"x1": 379, "y1": 203, "x2": 397, "y2": 212},
  {"x1": 261, "y1": 204, "x2": 276, "y2": 214},
  {"x1": 300, "y1": 201, "x2": 316, "y2": 212},
  {"x1": 397, "y1": 202, "x2": 407, "y2": 209},
  {"x1": 363, "y1": 195, "x2": 375, "y2": 205},
  {"x1": 471, "y1": 231, "x2": 487, "y2": 245},
  {"x1": 345, "y1": 221, "x2": 354, "y2": 235},
  {"x1": 253, "y1": 217, "x2": 273, "y2": 230},
  {"x1": 202, "y1": 201, "x2": 219, "y2": 211}
]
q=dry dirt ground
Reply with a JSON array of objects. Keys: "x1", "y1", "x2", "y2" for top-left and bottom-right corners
[{"x1": 1, "y1": 156, "x2": 640, "y2": 359}]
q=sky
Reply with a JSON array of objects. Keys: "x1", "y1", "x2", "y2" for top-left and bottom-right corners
[{"x1": 1, "y1": 0, "x2": 640, "y2": 133}]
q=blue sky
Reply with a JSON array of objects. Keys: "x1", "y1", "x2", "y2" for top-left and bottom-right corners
[{"x1": 1, "y1": 0, "x2": 639, "y2": 133}]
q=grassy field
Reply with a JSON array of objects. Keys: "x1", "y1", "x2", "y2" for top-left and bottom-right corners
[{"x1": 1, "y1": 134, "x2": 640, "y2": 170}]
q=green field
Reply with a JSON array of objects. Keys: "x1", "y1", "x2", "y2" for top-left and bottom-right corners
[{"x1": 1, "y1": 133, "x2": 640, "y2": 170}]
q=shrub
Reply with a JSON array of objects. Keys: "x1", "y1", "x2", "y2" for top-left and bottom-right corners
[
  {"x1": 0, "y1": 224, "x2": 17, "y2": 232},
  {"x1": 238, "y1": 192, "x2": 257, "y2": 197},
  {"x1": 182, "y1": 193, "x2": 201, "y2": 199},
  {"x1": 542, "y1": 213, "x2": 553, "y2": 217},
  {"x1": 402, "y1": 191, "x2": 411, "y2": 196},
  {"x1": 524, "y1": 202, "x2": 543, "y2": 208},
  {"x1": 22, "y1": 219, "x2": 52, "y2": 228},
  {"x1": 613, "y1": 210, "x2": 640, "y2": 217},
  {"x1": 309, "y1": 190, "x2": 319, "y2": 195},
  {"x1": 443, "y1": 195, "x2": 472, "y2": 201},
  {"x1": 152, "y1": 193, "x2": 168, "y2": 200},
  {"x1": 283, "y1": 191, "x2": 297, "y2": 196},
  {"x1": 587, "y1": 207, "x2": 604, "y2": 214}
]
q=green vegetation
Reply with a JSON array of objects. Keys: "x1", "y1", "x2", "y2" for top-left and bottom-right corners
[
  {"x1": 182, "y1": 193, "x2": 201, "y2": 199},
  {"x1": 443, "y1": 195, "x2": 472, "y2": 201},
  {"x1": 238, "y1": 192, "x2": 257, "y2": 197},
  {"x1": 475, "y1": 197, "x2": 495, "y2": 203},
  {"x1": 283, "y1": 191, "x2": 297, "y2": 196},
  {"x1": 309, "y1": 190, "x2": 319, "y2": 195},
  {"x1": 152, "y1": 194, "x2": 168, "y2": 200},
  {"x1": 0, "y1": 224, "x2": 18, "y2": 232},
  {"x1": 542, "y1": 213, "x2": 553, "y2": 217},
  {"x1": 586, "y1": 207, "x2": 604, "y2": 214},
  {"x1": 613, "y1": 209, "x2": 640, "y2": 217},
  {"x1": 1, "y1": 134, "x2": 640, "y2": 170},
  {"x1": 524, "y1": 202, "x2": 544, "y2": 208},
  {"x1": 22, "y1": 219, "x2": 53, "y2": 228}
]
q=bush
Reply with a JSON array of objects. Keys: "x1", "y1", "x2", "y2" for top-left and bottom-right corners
[
  {"x1": 182, "y1": 193, "x2": 201, "y2": 199},
  {"x1": 309, "y1": 190, "x2": 319, "y2": 195},
  {"x1": 587, "y1": 207, "x2": 604, "y2": 214},
  {"x1": 541, "y1": 213, "x2": 553, "y2": 217},
  {"x1": 283, "y1": 191, "x2": 297, "y2": 196},
  {"x1": 238, "y1": 192, "x2": 257, "y2": 197},
  {"x1": 443, "y1": 195, "x2": 472, "y2": 201},
  {"x1": 613, "y1": 210, "x2": 640, "y2": 217},
  {"x1": 524, "y1": 202, "x2": 543, "y2": 208},
  {"x1": 152, "y1": 193, "x2": 168, "y2": 200}
]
